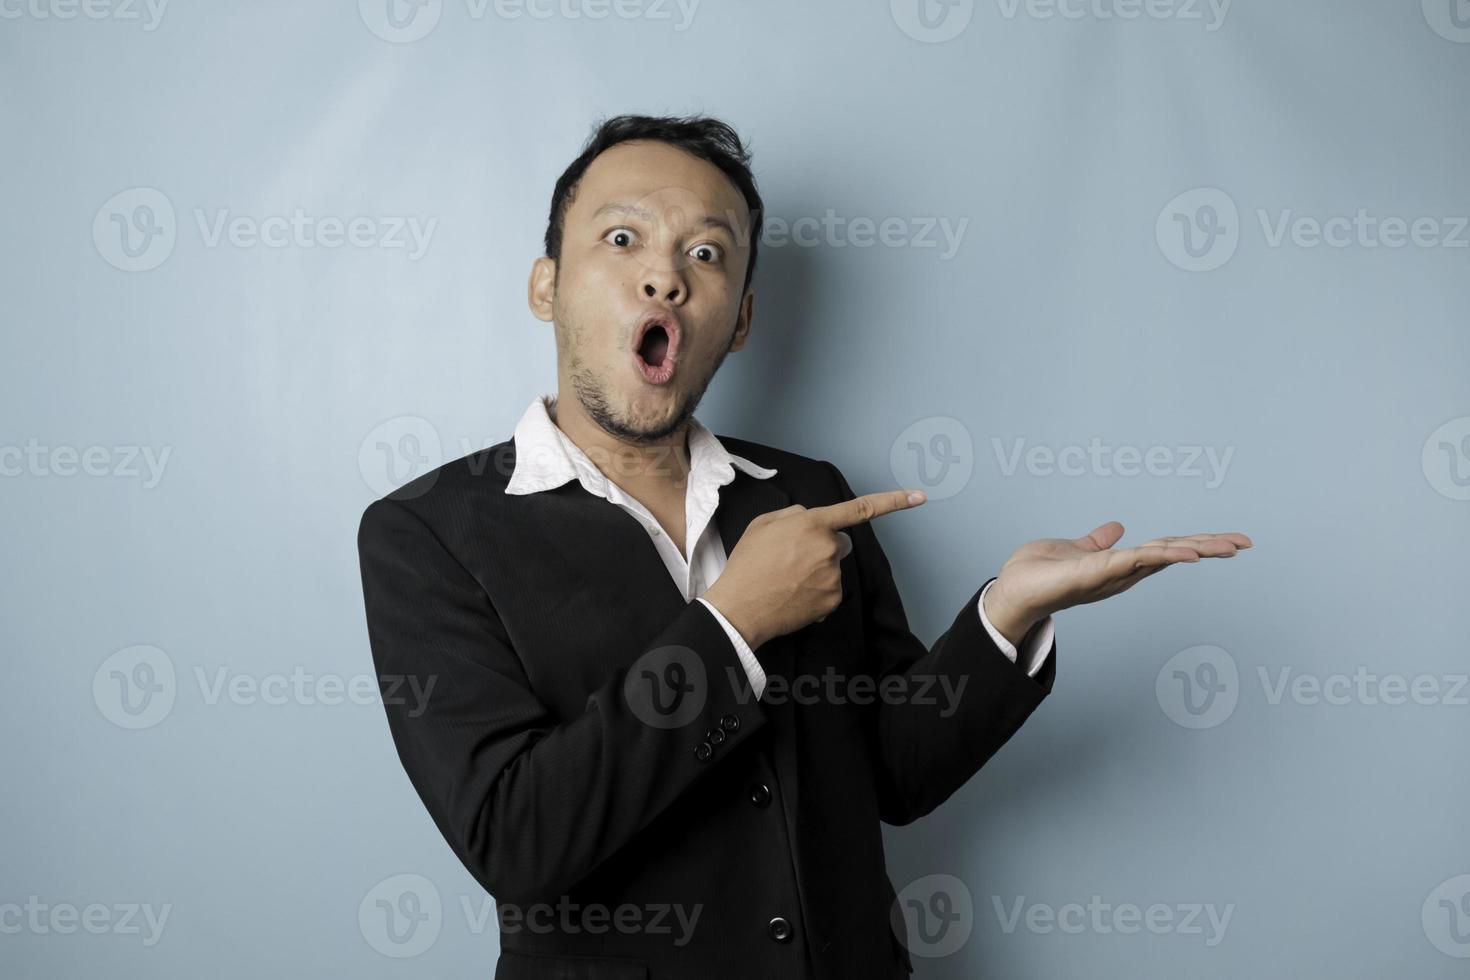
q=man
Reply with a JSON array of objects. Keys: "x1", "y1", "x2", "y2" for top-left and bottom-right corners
[{"x1": 356, "y1": 114, "x2": 1250, "y2": 979}]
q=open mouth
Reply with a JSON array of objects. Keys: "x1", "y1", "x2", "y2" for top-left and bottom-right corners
[{"x1": 632, "y1": 314, "x2": 680, "y2": 385}]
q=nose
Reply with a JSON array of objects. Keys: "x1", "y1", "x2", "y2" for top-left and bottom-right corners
[
  {"x1": 643, "y1": 280, "x2": 680, "y2": 302},
  {"x1": 640, "y1": 259, "x2": 686, "y2": 305}
]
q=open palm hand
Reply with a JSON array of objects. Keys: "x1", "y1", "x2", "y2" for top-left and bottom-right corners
[{"x1": 985, "y1": 521, "x2": 1253, "y2": 639}]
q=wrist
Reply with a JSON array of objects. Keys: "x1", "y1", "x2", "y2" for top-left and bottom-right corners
[
  {"x1": 702, "y1": 588, "x2": 766, "y2": 650},
  {"x1": 983, "y1": 579, "x2": 1038, "y2": 648}
]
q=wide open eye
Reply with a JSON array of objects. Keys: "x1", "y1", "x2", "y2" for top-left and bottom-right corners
[
  {"x1": 603, "y1": 227, "x2": 638, "y2": 248},
  {"x1": 688, "y1": 242, "x2": 723, "y2": 264}
]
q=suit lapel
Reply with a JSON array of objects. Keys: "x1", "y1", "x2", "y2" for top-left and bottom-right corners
[
  {"x1": 529, "y1": 454, "x2": 814, "y2": 929},
  {"x1": 713, "y1": 468, "x2": 809, "y2": 907},
  {"x1": 712, "y1": 466, "x2": 790, "y2": 594},
  {"x1": 529, "y1": 453, "x2": 793, "y2": 673},
  {"x1": 713, "y1": 467, "x2": 795, "y2": 677}
]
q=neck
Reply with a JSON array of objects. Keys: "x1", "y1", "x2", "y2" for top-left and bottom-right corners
[{"x1": 548, "y1": 391, "x2": 693, "y2": 493}]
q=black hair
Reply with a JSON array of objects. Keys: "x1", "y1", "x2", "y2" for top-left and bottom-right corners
[{"x1": 543, "y1": 113, "x2": 765, "y2": 296}]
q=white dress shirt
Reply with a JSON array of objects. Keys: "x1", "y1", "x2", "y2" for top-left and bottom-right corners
[{"x1": 504, "y1": 394, "x2": 1054, "y2": 699}]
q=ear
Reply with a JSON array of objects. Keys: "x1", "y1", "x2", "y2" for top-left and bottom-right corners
[
  {"x1": 728, "y1": 289, "x2": 754, "y2": 352},
  {"x1": 528, "y1": 255, "x2": 556, "y2": 323}
]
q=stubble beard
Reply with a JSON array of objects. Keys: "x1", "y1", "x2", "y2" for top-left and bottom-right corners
[{"x1": 560, "y1": 308, "x2": 737, "y2": 447}]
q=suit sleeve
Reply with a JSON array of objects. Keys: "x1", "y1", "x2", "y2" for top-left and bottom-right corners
[
  {"x1": 357, "y1": 497, "x2": 769, "y2": 906},
  {"x1": 821, "y1": 461, "x2": 1056, "y2": 827}
]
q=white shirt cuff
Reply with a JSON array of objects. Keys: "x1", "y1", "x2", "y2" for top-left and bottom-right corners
[
  {"x1": 695, "y1": 596, "x2": 767, "y2": 700},
  {"x1": 977, "y1": 578, "x2": 1054, "y2": 678}
]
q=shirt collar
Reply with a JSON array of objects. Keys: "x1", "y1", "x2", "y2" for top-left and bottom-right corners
[{"x1": 504, "y1": 393, "x2": 778, "y2": 498}]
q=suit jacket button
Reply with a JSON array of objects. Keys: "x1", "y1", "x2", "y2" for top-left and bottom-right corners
[
  {"x1": 720, "y1": 714, "x2": 740, "y2": 732},
  {"x1": 749, "y1": 782, "x2": 772, "y2": 808},
  {"x1": 695, "y1": 742, "x2": 713, "y2": 762},
  {"x1": 708, "y1": 728, "x2": 726, "y2": 746},
  {"x1": 768, "y1": 916, "x2": 793, "y2": 943}
]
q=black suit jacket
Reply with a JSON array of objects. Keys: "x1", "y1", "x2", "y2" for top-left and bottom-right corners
[{"x1": 356, "y1": 432, "x2": 1056, "y2": 980}]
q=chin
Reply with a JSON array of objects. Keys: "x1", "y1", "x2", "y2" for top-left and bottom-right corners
[
  {"x1": 621, "y1": 389, "x2": 686, "y2": 435},
  {"x1": 572, "y1": 362, "x2": 699, "y2": 444}
]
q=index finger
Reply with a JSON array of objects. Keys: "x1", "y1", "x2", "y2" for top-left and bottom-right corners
[{"x1": 808, "y1": 489, "x2": 927, "y2": 530}]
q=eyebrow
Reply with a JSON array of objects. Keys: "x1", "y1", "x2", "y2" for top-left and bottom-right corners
[{"x1": 591, "y1": 201, "x2": 739, "y2": 239}]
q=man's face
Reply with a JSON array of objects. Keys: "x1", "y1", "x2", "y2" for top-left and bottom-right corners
[{"x1": 529, "y1": 139, "x2": 755, "y2": 444}]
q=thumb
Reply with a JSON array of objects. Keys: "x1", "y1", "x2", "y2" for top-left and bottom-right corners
[
  {"x1": 835, "y1": 531, "x2": 852, "y2": 561},
  {"x1": 1079, "y1": 521, "x2": 1125, "y2": 551}
]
